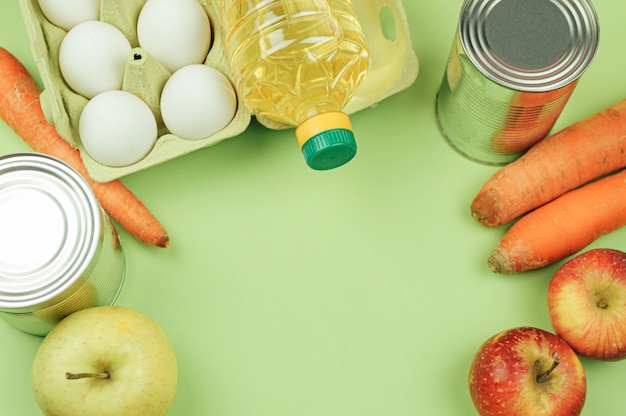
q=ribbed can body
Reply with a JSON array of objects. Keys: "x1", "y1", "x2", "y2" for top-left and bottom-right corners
[
  {"x1": 436, "y1": 0, "x2": 599, "y2": 165},
  {"x1": 0, "y1": 153, "x2": 125, "y2": 336}
]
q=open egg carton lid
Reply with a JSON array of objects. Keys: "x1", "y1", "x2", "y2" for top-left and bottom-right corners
[{"x1": 19, "y1": 0, "x2": 419, "y2": 182}]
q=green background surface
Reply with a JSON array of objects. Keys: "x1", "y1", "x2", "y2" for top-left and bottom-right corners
[{"x1": 1, "y1": 1, "x2": 626, "y2": 415}]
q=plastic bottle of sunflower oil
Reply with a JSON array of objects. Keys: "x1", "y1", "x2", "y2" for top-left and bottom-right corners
[{"x1": 219, "y1": 0, "x2": 371, "y2": 170}]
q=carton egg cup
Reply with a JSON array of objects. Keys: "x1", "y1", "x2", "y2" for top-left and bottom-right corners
[{"x1": 19, "y1": 0, "x2": 419, "y2": 182}]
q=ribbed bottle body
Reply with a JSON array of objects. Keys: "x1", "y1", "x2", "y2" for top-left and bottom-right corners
[{"x1": 220, "y1": 0, "x2": 370, "y2": 126}]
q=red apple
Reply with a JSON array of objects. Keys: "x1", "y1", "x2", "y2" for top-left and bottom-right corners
[
  {"x1": 468, "y1": 326, "x2": 586, "y2": 416},
  {"x1": 548, "y1": 248, "x2": 626, "y2": 361}
]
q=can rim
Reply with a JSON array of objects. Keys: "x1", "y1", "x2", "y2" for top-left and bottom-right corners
[
  {"x1": 0, "y1": 153, "x2": 100, "y2": 310},
  {"x1": 459, "y1": 0, "x2": 599, "y2": 92}
]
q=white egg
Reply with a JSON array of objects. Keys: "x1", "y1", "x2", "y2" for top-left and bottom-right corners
[
  {"x1": 160, "y1": 64, "x2": 237, "y2": 140},
  {"x1": 79, "y1": 91, "x2": 158, "y2": 167},
  {"x1": 59, "y1": 21, "x2": 131, "y2": 99},
  {"x1": 137, "y1": 0, "x2": 212, "y2": 73},
  {"x1": 38, "y1": 0, "x2": 100, "y2": 32}
]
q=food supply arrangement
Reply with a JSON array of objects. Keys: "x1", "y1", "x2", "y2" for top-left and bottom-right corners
[
  {"x1": 21, "y1": 0, "x2": 418, "y2": 180},
  {"x1": 2, "y1": 0, "x2": 626, "y2": 415}
]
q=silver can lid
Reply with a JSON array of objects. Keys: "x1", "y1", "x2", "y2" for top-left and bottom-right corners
[
  {"x1": 0, "y1": 153, "x2": 100, "y2": 310},
  {"x1": 459, "y1": 0, "x2": 599, "y2": 91}
]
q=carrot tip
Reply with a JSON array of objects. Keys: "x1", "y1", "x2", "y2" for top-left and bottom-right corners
[
  {"x1": 471, "y1": 200, "x2": 501, "y2": 227},
  {"x1": 487, "y1": 248, "x2": 511, "y2": 274},
  {"x1": 471, "y1": 209, "x2": 489, "y2": 225},
  {"x1": 156, "y1": 236, "x2": 170, "y2": 248}
]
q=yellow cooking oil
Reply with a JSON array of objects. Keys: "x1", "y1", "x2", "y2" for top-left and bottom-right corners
[{"x1": 220, "y1": 0, "x2": 371, "y2": 170}]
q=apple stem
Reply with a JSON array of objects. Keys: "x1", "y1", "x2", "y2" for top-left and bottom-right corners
[
  {"x1": 536, "y1": 353, "x2": 561, "y2": 384},
  {"x1": 65, "y1": 372, "x2": 110, "y2": 380}
]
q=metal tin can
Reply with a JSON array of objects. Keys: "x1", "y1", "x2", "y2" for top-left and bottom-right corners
[
  {"x1": 0, "y1": 153, "x2": 125, "y2": 336},
  {"x1": 435, "y1": 0, "x2": 599, "y2": 165}
]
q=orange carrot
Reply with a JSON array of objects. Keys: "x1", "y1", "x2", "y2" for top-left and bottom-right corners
[
  {"x1": 488, "y1": 168, "x2": 626, "y2": 274},
  {"x1": 472, "y1": 99, "x2": 626, "y2": 226},
  {"x1": 0, "y1": 47, "x2": 169, "y2": 248}
]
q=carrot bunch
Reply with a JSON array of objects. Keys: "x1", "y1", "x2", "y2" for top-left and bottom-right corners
[
  {"x1": 0, "y1": 47, "x2": 169, "y2": 248},
  {"x1": 471, "y1": 99, "x2": 626, "y2": 273}
]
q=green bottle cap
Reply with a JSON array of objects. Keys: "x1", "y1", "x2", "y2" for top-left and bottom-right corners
[{"x1": 301, "y1": 128, "x2": 357, "y2": 170}]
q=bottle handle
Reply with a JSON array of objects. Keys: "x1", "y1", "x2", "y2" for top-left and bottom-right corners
[{"x1": 346, "y1": 0, "x2": 419, "y2": 111}]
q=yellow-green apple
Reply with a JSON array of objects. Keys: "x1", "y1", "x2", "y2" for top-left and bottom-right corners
[
  {"x1": 468, "y1": 326, "x2": 586, "y2": 416},
  {"x1": 548, "y1": 248, "x2": 626, "y2": 361},
  {"x1": 31, "y1": 306, "x2": 178, "y2": 416}
]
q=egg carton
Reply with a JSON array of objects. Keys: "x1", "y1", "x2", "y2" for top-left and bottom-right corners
[{"x1": 19, "y1": 0, "x2": 419, "y2": 182}]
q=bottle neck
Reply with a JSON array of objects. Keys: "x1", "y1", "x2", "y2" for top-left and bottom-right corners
[
  {"x1": 295, "y1": 111, "x2": 352, "y2": 149},
  {"x1": 296, "y1": 103, "x2": 342, "y2": 127}
]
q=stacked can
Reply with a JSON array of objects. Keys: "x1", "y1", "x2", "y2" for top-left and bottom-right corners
[
  {"x1": 0, "y1": 153, "x2": 125, "y2": 336},
  {"x1": 436, "y1": 0, "x2": 599, "y2": 165}
]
